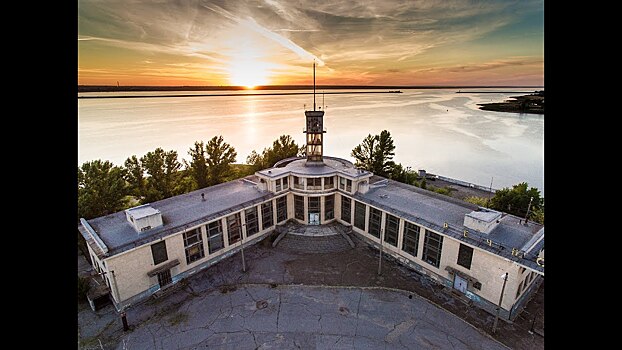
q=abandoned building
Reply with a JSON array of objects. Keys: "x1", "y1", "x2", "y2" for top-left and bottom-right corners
[{"x1": 79, "y1": 68, "x2": 544, "y2": 321}]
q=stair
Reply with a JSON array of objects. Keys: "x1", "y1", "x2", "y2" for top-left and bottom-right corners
[{"x1": 278, "y1": 233, "x2": 353, "y2": 253}]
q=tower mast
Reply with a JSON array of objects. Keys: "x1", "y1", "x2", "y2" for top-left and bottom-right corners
[{"x1": 313, "y1": 61, "x2": 316, "y2": 111}]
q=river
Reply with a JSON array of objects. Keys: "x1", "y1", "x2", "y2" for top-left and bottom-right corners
[{"x1": 78, "y1": 88, "x2": 544, "y2": 194}]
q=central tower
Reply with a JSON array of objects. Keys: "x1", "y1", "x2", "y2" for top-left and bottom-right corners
[{"x1": 304, "y1": 61, "x2": 326, "y2": 166}]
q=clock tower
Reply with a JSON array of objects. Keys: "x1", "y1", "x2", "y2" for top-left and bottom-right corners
[{"x1": 304, "y1": 61, "x2": 326, "y2": 166}]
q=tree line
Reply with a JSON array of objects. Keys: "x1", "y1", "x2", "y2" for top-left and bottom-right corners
[
  {"x1": 78, "y1": 130, "x2": 543, "y2": 225},
  {"x1": 350, "y1": 130, "x2": 544, "y2": 224},
  {"x1": 78, "y1": 135, "x2": 301, "y2": 220}
]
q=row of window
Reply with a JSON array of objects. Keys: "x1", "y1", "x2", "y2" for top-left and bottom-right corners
[
  {"x1": 287, "y1": 176, "x2": 346, "y2": 191},
  {"x1": 150, "y1": 197, "x2": 288, "y2": 267},
  {"x1": 343, "y1": 198, "x2": 475, "y2": 270}
]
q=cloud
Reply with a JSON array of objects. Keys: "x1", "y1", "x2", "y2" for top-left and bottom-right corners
[{"x1": 78, "y1": 0, "x2": 544, "y2": 85}]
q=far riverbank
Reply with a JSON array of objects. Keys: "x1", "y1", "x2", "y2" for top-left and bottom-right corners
[{"x1": 477, "y1": 91, "x2": 544, "y2": 114}]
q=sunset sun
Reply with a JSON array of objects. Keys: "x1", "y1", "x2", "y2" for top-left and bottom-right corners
[{"x1": 228, "y1": 59, "x2": 269, "y2": 88}]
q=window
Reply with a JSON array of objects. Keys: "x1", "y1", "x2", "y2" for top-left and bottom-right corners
[
  {"x1": 354, "y1": 201, "x2": 366, "y2": 230},
  {"x1": 339, "y1": 177, "x2": 353, "y2": 192},
  {"x1": 341, "y1": 196, "x2": 351, "y2": 223},
  {"x1": 151, "y1": 241, "x2": 168, "y2": 265},
  {"x1": 183, "y1": 227, "x2": 205, "y2": 264},
  {"x1": 473, "y1": 281, "x2": 482, "y2": 290},
  {"x1": 276, "y1": 180, "x2": 282, "y2": 192},
  {"x1": 516, "y1": 281, "x2": 523, "y2": 298},
  {"x1": 245, "y1": 206, "x2": 259, "y2": 236},
  {"x1": 294, "y1": 195, "x2": 304, "y2": 220},
  {"x1": 276, "y1": 196, "x2": 288, "y2": 223},
  {"x1": 402, "y1": 222, "x2": 420, "y2": 257},
  {"x1": 325, "y1": 194, "x2": 334, "y2": 220},
  {"x1": 283, "y1": 177, "x2": 289, "y2": 190},
  {"x1": 308, "y1": 197, "x2": 320, "y2": 213},
  {"x1": 293, "y1": 176, "x2": 303, "y2": 189},
  {"x1": 324, "y1": 176, "x2": 334, "y2": 189},
  {"x1": 227, "y1": 213, "x2": 242, "y2": 245},
  {"x1": 308, "y1": 178, "x2": 322, "y2": 190},
  {"x1": 207, "y1": 220, "x2": 224, "y2": 254},
  {"x1": 157, "y1": 269, "x2": 172, "y2": 287},
  {"x1": 519, "y1": 267, "x2": 526, "y2": 275},
  {"x1": 457, "y1": 244, "x2": 474, "y2": 270},
  {"x1": 261, "y1": 201, "x2": 274, "y2": 230},
  {"x1": 384, "y1": 213, "x2": 399, "y2": 247},
  {"x1": 368, "y1": 207, "x2": 382, "y2": 238},
  {"x1": 422, "y1": 231, "x2": 443, "y2": 268}
]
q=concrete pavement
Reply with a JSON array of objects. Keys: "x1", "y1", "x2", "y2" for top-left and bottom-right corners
[
  {"x1": 115, "y1": 284, "x2": 508, "y2": 350},
  {"x1": 78, "y1": 229, "x2": 543, "y2": 349}
]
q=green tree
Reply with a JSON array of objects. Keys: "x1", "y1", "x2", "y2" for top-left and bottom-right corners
[
  {"x1": 124, "y1": 155, "x2": 145, "y2": 197},
  {"x1": 351, "y1": 130, "x2": 396, "y2": 177},
  {"x1": 489, "y1": 182, "x2": 543, "y2": 219},
  {"x1": 247, "y1": 135, "x2": 302, "y2": 172},
  {"x1": 373, "y1": 130, "x2": 396, "y2": 177},
  {"x1": 351, "y1": 134, "x2": 376, "y2": 171},
  {"x1": 186, "y1": 141, "x2": 209, "y2": 189},
  {"x1": 464, "y1": 196, "x2": 489, "y2": 207},
  {"x1": 140, "y1": 148, "x2": 182, "y2": 202},
  {"x1": 206, "y1": 136, "x2": 237, "y2": 186},
  {"x1": 78, "y1": 160, "x2": 128, "y2": 219},
  {"x1": 390, "y1": 163, "x2": 419, "y2": 185}
]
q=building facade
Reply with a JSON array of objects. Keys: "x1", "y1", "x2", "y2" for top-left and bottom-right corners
[{"x1": 79, "y1": 75, "x2": 544, "y2": 320}]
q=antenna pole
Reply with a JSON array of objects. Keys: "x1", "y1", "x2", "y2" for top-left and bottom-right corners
[
  {"x1": 486, "y1": 177, "x2": 493, "y2": 208},
  {"x1": 313, "y1": 61, "x2": 316, "y2": 111}
]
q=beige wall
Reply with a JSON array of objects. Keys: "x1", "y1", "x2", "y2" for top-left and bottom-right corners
[
  {"x1": 102, "y1": 198, "x2": 280, "y2": 305},
  {"x1": 342, "y1": 198, "x2": 526, "y2": 311}
]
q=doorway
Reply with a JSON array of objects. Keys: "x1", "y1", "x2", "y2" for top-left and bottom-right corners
[
  {"x1": 309, "y1": 213, "x2": 320, "y2": 225},
  {"x1": 453, "y1": 275, "x2": 468, "y2": 293}
]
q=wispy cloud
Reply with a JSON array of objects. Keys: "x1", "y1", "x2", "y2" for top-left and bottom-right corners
[{"x1": 78, "y1": 0, "x2": 544, "y2": 85}]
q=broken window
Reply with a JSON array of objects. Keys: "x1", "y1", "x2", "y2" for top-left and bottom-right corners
[
  {"x1": 261, "y1": 201, "x2": 274, "y2": 230},
  {"x1": 422, "y1": 230, "x2": 443, "y2": 268},
  {"x1": 183, "y1": 227, "x2": 205, "y2": 264},
  {"x1": 207, "y1": 220, "x2": 224, "y2": 254},
  {"x1": 341, "y1": 196, "x2": 351, "y2": 223},
  {"x1": 294, "y1": 195, "x2": 304, "y2": 220},
  {"x1": 245, "y1": 206, "x2": 259, "y2": 236},
  {"x1": 368, "y1": 207, "x2": 382, "y2": 238},
  {"x1": 402, "y1": 221, "x2": 420, "y2": 257},
  {"x1": 325, "y1": 194, "x2": 334, "y2": 220},
  {"x1": 227, "y1": 212, "x2": 242, "y2": 245},
  {"x1": 276, "y1": 196, "x2": 288, "y2": 223},
  {"x1": 384, "y1": 213, "x2": 399, "y2": 247}
]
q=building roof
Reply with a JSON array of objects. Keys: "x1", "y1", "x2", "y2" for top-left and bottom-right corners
[
  {"x1": 354, "y1": 180, "x2": 544, "y2": 274},
  {"x1": 81, "y1": 177, "x2": 273, "y2": 257},
  {"x1": 257, "y1": 156, "x2": 372, "y2": 179},
  {"x1": 79, "y1": 166, "x2": 543, "y2": 274}
]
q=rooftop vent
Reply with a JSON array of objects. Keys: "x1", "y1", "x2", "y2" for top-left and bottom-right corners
[
  {"x1": 125, "y1": 204, "x2": 163, "y2": 233},
  {"x1": 463, "y1": 207, "x2": 501, "y2": 234}
]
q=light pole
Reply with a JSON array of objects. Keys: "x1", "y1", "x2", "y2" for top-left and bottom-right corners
[
  {"x1": 241, "y1": 224, "x2": 247, "y2": 272},
  {"x1": 492, "y1": 272, "x2": 509, "y2": 334},
  {"x1": 378, "y1": 228, "x2": 384, "y2": 276}
]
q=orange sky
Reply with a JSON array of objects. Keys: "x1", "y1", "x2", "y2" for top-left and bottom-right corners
[{"x1": 78, "y1": 0, "x2": 544, "y2": 87}]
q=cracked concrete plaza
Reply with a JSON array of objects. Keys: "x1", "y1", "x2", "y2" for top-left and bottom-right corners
[
  {"x1": 117, "y1": 284, "x2": 507, "y2": 349},
  {"x1": 78, "y1": 232, "x2": 543, "y2": 349}
]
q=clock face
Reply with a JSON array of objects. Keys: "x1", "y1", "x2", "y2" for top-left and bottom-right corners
[{"x1": 307, "y1": 117, "x2": 322, "y2": 131}]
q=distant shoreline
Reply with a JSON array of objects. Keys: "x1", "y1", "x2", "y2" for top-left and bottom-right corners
[
  {"x1": 78, "y1": 91, "x2": 403, "y2": 99},
  {"x1": 477, "y1": 92, "x2": 544, "y2": 114},
  {"x1": 78, "y1": 85, "x2": 544, "y2": 93}
]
